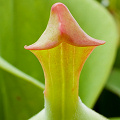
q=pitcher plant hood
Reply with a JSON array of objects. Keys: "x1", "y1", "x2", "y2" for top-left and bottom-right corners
[{"x1": 24, "y1": 3, "x2": 105, "y2": 50}]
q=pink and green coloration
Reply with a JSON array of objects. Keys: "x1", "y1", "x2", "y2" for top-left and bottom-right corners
[{"x1": 25, "y1": 3, "x2": 108, "y2": 120}]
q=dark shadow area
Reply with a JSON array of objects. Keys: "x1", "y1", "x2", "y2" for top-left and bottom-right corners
[{"x1": 94, "y1": 89, "x2": 120, "y2": 118}]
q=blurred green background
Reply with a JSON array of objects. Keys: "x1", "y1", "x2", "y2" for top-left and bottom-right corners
[
  {"x1": 0, "y1": 0, "x2": 120, "y2": 120},
  {"x1": 94, "y1": 0, "x2": 120, "y2": 119}
]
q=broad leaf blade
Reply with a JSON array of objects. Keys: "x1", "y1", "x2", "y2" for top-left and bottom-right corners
[
  {"x1": 67, "y1": 0, "x2": 118, "y2": 107},
  {"x1": 0, "y1": 57, "x2": 45, "y2": 90},
  {"x1": 0, "y1": 70, "x2": 44, "y2": 120},
  {"x1": 0, "y1": 0, "x2": 46, "y2": 119},
  {"x1": 0, "y1": 70, "x2": 4, "y2": 120}
]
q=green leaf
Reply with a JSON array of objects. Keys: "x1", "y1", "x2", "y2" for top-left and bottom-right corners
[
  {"x1": 0, "y1": 69, "x2": 44, "y2": 120},
  {"x1": 71, "y1": 0, "x2": 118, "y2": 107},
  {"x1": 0, "y1": 0, "x2": 118, "y2": 119},
  {"x1": 1, "y1": 0, "x2": 46, "y2": 119},
  {"x1": 0, "y1": 57, "x2": 45, "y2": 119},
  {"x1": 0, "y1": 57, "x2": 45, "y2": 90},
  {"x1": 109, "y1": 0, "x2": 120, "y2": 11},
  {"x1": 106, "y1": 69, "x2": 120, "y2": 97},
  {"x1": 110, "y1": 117, "x2": 120, "y2": 120}
]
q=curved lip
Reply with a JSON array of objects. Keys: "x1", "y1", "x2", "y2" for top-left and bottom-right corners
[{"x1": 24, "y1": 2, "x2": 106, "y2": 50}]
